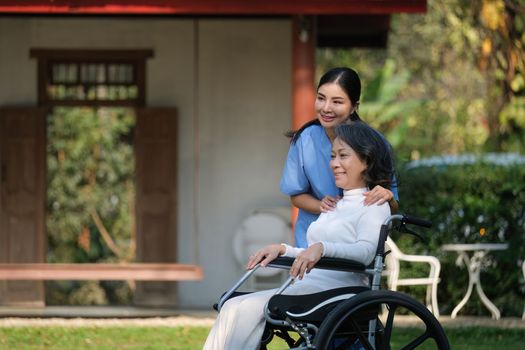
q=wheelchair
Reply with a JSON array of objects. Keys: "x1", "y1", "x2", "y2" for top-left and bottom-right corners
[{"x1": 215, "y1": 214, "x2": 450, "y2": 349}]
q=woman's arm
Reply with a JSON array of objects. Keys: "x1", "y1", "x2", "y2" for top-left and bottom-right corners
[
  {"x1": 245, "y1": 244, "x2": 286, "y2": 270},
  {"x1": 363, "y1": 185, "x2": 396, "y2": 210},
  {"x1": 366, "y1": 188, "x2": 398, "y2": 213},
  {"x1": 291, "y1": 193, "x2": 322, "y2": 214},
  {"x1": 282, "y1": 129, "x2": 339, "y2": 214},
  {"x1": 291, "y1": 193, "x2": 340, "y2": 214},
  {"x1": 290, "y1": 243, "x2": 324, "y2": 280}
]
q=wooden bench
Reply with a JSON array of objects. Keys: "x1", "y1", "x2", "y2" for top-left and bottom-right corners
[{"x1": 0, "y1": 263, "x2": 203, "y2": 281}]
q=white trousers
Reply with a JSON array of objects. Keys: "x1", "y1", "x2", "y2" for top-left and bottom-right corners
[
  {"x1": 203, "y1": 289, "x2": 276, "y2": 350},
  {"x1": 203, "y1": 270, "x2": 366, "y2": 349}
]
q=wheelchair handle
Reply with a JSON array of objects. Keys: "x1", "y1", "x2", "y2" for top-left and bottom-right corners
[
  {"x1": 382, "y1": 214, "x2": 432, "y2": 228},
  {"x1": 403, "y1": 214, "x2": 432, "y2": 228},
  {"x1": 217, "y1": 265, "x2": 261, "y2": 311}
]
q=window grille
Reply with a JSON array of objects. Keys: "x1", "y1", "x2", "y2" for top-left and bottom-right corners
[{"x1": 30, "y1": 50, "x2": 153, "y2": 107}]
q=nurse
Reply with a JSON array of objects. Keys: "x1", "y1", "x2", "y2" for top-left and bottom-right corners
[{"x1": 280, "y1": 67, "x2": 398, "y2": 247}]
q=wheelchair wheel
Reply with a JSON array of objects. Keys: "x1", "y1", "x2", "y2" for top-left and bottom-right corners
[{"x1": 314, "y1": 290, "x2": 450, "y2": 350}]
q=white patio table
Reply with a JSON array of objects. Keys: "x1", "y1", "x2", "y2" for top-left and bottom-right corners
[{"x1": 441, "y1": 243, "x2": 509, "y2": 320}]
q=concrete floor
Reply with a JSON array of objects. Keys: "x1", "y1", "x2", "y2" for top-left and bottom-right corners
[
  {"x1": 0, "y1": 306, "x2": 215, "y2": 319},
  {"x1": 0, "y1": 306, "x2": 524, "y2": 329}
]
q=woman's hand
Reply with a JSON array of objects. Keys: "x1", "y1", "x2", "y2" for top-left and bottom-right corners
[
  {"x1": 290, "y1": 243, "x2": 323, "y2": 280},
  {"x1": 320, "y1": 195, "x2": 341, "y2": 213},
  {"x1": 363, "y1": 185, "x2": 394, "y2": 206},
  {"x1": 245, "y1": 244, "x2": 285, "y2": 270}
]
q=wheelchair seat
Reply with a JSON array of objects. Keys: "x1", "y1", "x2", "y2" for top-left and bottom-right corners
[{"x1": 267, "y1": 286, "x2": 370, "y2": 324}]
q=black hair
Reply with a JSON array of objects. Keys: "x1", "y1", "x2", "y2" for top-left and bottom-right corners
[
  {"x1": 334, "y1": 122, "x2": 394, "y2": 190},
  {"x1": 287, "y1": 67, "x2": 362, "y2": 144}
]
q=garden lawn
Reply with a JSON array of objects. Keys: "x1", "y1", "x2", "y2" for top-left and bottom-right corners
[{"x1": 0, "y1": 326, "x2": 524, "y2": 349}]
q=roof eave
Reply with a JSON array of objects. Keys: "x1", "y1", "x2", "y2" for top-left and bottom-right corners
[{"x1": 0, "y1": 0, "x2": 427, "y2": 16}]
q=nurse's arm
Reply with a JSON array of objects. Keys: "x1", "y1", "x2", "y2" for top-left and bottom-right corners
[{"x1": 290, "y1": 193, "x2": 322, "y2": 215}]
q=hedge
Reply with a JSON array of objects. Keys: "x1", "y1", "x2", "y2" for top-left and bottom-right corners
[{"x1": 394, "y1": 155, "x2": 525, "y2": 317}]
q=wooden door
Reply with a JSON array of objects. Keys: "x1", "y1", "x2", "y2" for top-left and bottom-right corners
[
  {"x1": 0, "y1": 107, "x2": 46, "y2": 306},
  {"x1": 134, "y1": 108, "x2": 178, "y2": 306}
]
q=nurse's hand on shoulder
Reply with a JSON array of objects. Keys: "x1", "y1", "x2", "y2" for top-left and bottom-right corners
[
  {"x1": 290, "y1": 243, "x2": 324, "y2": 280},
  {"x1": 363, "y1": 185, "x2": 393, "y2": 206},
  {"x1": 246, "y1": 244, "x2": 285, "y2": 270},
  {"x1": 320, "y1": 195, "x2": 341, "y2": 213}
]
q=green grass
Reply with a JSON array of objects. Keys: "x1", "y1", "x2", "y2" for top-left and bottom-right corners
[
  {"x1": 394, "y1": 327, "x2": 525, "y2": 350},
  {"x1": 0, "y1": 326, "x2": 523, "y2": 349},
  {"x1": 0, "y1": 327, "x2": 209, "y2": 350}
]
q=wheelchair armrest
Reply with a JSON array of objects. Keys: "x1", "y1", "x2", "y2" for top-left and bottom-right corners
[
  {"x1": 267, "y1": 256, "x2": 366, "y2": 272},
  {"x1": 267, "y1": 256, "x2": 294, "y2": 268},
  {"x1": 316, "y1": 257, "x2": 367, "y2": 272}
]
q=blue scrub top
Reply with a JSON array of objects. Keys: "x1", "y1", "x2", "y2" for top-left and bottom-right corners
[{"x1": 280, "y1": 124, "x2": 398, "y2": 248}]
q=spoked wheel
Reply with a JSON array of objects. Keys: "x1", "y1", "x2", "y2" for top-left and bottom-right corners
[{"x1": 314, "y1": 290, "x2": 450, "y2": 350}]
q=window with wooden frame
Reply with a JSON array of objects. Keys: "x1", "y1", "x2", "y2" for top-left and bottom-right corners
[{"x1": 30, "y1": 49, "x2": 153, "y2": 107}]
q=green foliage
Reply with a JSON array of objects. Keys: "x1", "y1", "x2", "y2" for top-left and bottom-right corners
[
  {"x1": 357, "y1": 59, "x2": 423, "y2": 149},
  {"x1": 473, "y1": 0, "x2": 525, "y2": 150},
  {"x1": 387, "y1": 0, "x2": 491, "y2": 159},
  {"x1": 46, "y1": 107, "x2": 136, "y2": 305},
  {"x1": 500, "y1": 96, "x2": 525, "y2": 151},
  {"x1": 396, "y1": 159, "x2": 525, "y2": 316},
  {"x1": 317, "y1": 0, "x2": 525, "y2": 160}
]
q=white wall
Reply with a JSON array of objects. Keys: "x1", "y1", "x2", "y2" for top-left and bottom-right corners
[
  {"x1": 0, "y1": 17, "x2": 292, "y2": 308},
  {"x1": 189, "y1": 19, "x2": 292, "y2": 307}
]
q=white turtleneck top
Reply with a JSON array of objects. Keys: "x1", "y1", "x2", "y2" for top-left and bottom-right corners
[{"x1": 281, "y1": 187, "x2": 391, "y2": 292}]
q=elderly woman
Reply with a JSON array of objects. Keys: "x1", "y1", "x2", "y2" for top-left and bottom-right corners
[{"x1": 203, "y1": 121, "x2": 394, "y2": 350}]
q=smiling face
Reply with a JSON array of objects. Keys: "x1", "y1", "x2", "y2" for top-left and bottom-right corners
[
  {"x1": 315, "y1": 83, "x2": 354, "y2": 130},
  {"x1": 330, "y1": 137, "x2": 368, "y2": 190}
]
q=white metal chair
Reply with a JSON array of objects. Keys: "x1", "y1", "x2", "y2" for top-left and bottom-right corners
[
  {"x1": 384, "y1": 236, "x2": 441, "y2": 317},
  {"x1": 522, "y1": 260, "x2": 525, "y2": 320},
  {"x1": 233, "y1": 209, "x2": 292, "y2": 290}
]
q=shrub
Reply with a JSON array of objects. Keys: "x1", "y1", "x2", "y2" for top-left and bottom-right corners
[{"x1": 395, "y1": 154, "x2": 525, "y2": 317}]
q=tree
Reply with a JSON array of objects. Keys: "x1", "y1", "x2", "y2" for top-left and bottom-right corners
[
  {"x1": 46, "y1": 107, "x2": 135, "y2": 304},
  {"x1": 387, "y1": 0, "x2": 489, "y2": 158},
  {"x1": 474, "y1": 0, "x2": 525, "y2": 151},
  {"x1": 389, "y1": 0, "x2": 525, "y2": 154},
  {"x1": 317, "y1": 0, "x2": 525, "y2": 159}
]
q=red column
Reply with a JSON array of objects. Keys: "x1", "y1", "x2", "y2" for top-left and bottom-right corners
[
  {"x1": 290, "y1": 15, "x2": 316, "y2": 239},
  {"x1": 292, "y1": 15, "x2": 317, "y2": 129}
]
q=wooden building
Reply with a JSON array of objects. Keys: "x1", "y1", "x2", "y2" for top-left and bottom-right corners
[{"x1": 0, "y1": 1, "x2": 426, "y2": 308}]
